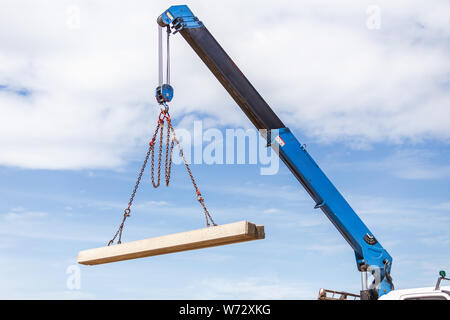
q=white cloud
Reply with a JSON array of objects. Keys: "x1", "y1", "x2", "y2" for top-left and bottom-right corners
[
  {"x1": 385, "y1": 150, "x2": 450, "y2": 180},
  {"x1": 192, "y1": 276, "x2": 314, "y2": 299},
  {"x1": 0, "y1": 0, "x2": 449, "y2": 170},
  {"x1": 2, "y1": 210, "x2": 48, "y2": 222},
  {"x1": 347, "y1": 194, "x2": 450, "y2": 238},
  {"x1": 335, "y1": 148, "x2": 450, "y2": 180},
  {"x1": 208, "y1": 181, "x2": 309, "y2": 203},
  {"x1": 304, "y1": 243, "x2": 348, "y2": 256},
  {"x1": 0, "y1": 288, "x2": 97, "y2": 300},
  {"x1": 263, "y1": 208, "x2": 280, "y2": 214}
]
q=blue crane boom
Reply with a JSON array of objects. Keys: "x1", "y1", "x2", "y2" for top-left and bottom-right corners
[{"x1": 157, "y1": 5, "x2": 394, "y2": 300}]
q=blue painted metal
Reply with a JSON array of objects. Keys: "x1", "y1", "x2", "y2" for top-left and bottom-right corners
[
  {"x1": 155, "y1": 84, "x2": 174, "y2": 104},
  {"x1": 157, "y1": 5, "x2": 203, "y2": 30},
  {"x1": 270, "y1": 128, "x2": 393, "y2": 297},
  {"x1": 159, "y1": 4, "x2": 394, "y2": 298}
]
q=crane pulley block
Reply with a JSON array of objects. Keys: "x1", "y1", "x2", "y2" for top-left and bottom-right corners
[{"x1": 155, "y1": 84, "x2": 174, "y2": 104}]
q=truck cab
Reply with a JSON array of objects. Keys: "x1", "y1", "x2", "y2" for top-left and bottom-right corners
[
  {"x1": 380, "y1": 270, "x2": 450, "y2": 300},
  {"x1": 379, "y1": 286, "x2": 450, "y2": 300},
  {"x1": 319, "y1": 271, "x2": 450, "y2": 300}
]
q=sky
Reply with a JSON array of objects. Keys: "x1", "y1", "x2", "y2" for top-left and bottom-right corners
[{"x1": 0, "y1": 0, "x2": 449, "y2": 299}]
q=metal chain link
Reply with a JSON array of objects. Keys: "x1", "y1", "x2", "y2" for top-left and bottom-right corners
[
  {"x1": 108, "y1": 111, "x2": 216, "y2": 246},
  {"x1": 151, "y1": 120, "x2": 163, "y2": 188},
  {"x1": 165, "y1": 119, "x2": 175, "y2": 186},
  {"x1": 108, "y1": 120, "x2": 161, "y2": 246},
  {"x1": 168, "y1": 120, "x2": 217, "y2": 227},
  {"x1": 108, "y1": 144, "x2": 152, "y2": 246}
]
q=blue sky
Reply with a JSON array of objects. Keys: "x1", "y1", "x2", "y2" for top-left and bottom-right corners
[{"x1": 0, "y1": 0, "x2": 449, "y2": 299}]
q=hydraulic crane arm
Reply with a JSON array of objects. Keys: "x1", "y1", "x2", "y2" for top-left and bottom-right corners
[{"x1": 157, "y1": 5, "x2": 394, "y2": 299}]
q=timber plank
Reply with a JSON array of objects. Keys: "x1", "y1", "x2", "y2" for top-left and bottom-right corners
[{"x1": 78, "y1": 221, "x2": 264, "y2": 265}]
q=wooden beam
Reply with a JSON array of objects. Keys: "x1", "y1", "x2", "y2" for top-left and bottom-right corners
[{"x1": 78, "y1": 221, "x2": 265, "y2": 265}]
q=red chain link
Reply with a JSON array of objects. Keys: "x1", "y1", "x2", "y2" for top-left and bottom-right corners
[{"x1": 107, "y1": 110, "x2": 216, "y2": 246}]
